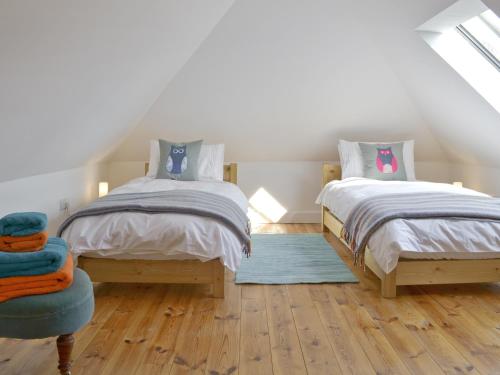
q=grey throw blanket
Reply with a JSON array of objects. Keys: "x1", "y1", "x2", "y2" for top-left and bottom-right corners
[
  {"x1": 341, "y1": 192, "x2": 500, "y2": 266},
  {"x1": 57, "y1": 190, "x2": 251, "y2": 256}
]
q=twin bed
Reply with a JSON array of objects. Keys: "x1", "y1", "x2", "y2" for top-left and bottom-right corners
[
  {"x1": 319, "y1": 163, "x2": 500, "y2": 297},
  {"x1": 59, "y1": 163, "x2": 244, "y2": 298}
]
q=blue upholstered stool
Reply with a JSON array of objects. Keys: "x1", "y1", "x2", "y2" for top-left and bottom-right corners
[{"x1": 0, "y1": 268, "x2": 94, "y2": 375}]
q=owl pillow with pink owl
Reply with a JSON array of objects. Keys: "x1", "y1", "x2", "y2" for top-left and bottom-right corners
[{"x1": 359, "y1": 142, "x2": 408, "y2": 181}]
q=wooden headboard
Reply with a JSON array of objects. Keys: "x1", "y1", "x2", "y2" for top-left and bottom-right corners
[
  {"x1": 145, "y1": 162, "x2": 238, "y2": 184},
  {"x1": 322, "y1": 163, "x2": 341, "y2": 187}
]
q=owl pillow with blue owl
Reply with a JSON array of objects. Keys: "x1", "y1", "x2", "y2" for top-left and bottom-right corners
[
  {"x1": 359, "y1": 142, "x2": 407, "y2": 181},
  {"x1": 156, "y1": 139, "x2": 203, "y2": 181}
]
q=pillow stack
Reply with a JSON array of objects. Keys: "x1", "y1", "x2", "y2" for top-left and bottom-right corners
[{"x1": 0, "y1": 212, "x2": 73, "y2": 302}]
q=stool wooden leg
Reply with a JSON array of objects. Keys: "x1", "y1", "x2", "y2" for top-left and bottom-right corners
[{"x1": 57, "y1": 334, "x2": 74, "y2": 375}]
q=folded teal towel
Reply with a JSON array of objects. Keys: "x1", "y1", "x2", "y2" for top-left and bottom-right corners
[
  {"x1": 0, "y1": 212, "x2": 48, "y2": 237},
  {"x1": 0, "y1": 237, "x2": 68, "y2": 277}
]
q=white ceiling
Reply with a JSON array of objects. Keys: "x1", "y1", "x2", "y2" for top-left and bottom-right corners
[
  {"x1": 356, "y1": 0, "x2": 500, "y2": 167},
  {"x1": 1, "y1": 0, "x2": 499, "y2": 182},
  {"x1": 112, "y1": 0, "x2": 447, "y2": 163},
  {"x1": 0, "y1": 0, "x2": 234, "y2": 182}
]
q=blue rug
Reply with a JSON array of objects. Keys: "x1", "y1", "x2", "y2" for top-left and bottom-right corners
[{"x1": 235, "y1": 234, "x2": 358, "y2": 284}]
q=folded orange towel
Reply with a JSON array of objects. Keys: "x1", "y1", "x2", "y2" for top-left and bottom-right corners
[
  {"x1": 0, "y1": 231, "x2": 49, "y2": 252},
  {"x1": 0, "y1": 255, "x2": 73, "y2": 302}
]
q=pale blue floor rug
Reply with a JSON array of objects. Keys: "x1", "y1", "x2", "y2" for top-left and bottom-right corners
[{"x1": 235, "y1": 234, "x2": 358, "y2": 284}]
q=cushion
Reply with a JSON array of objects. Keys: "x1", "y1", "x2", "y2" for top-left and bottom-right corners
[
  {"x1": 198, "y1": 144, "x2": 225, "y2": 181},
  {"x1": 147, "y1": 140, "x2": 224, "y2": 181},
  {"x1": 0, "y1": 268, "x2": 94, "y2": 339},
  {"x1": 359, "y1": 142, "x2": 408, "y2": 181},
  {"x1": 156, "y1": 139, "x2": 203, "y2": 181},
  {"x1": 147, "y1": 139, "x2": 160, "y2": 177},
  {"x1": 338, "y1": 139, "x2": 416, "y2": 180}
]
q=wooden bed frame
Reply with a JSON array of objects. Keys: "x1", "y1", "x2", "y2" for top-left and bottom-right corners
[
  {"x1": 321, "y1": 163, "x2": 500, "y2": 298},
  {"x1": 77, "y1": 163, "x2": 238, "y2": 298}
]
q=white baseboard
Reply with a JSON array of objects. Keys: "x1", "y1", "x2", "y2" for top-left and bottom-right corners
[{"x1": 252, "y1": 210, "x2": 321, "y2": 224}]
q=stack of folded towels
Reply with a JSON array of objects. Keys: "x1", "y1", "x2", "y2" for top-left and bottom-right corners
[{"x1": 0, "y1": 212, "x2": 73, "y2": 302}]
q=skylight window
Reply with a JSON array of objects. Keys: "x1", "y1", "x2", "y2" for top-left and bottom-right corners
[
  {"x1": 457, "y1": 10, "x2": 500, "y2": 70},
  {"x1": 417, "y1": 0, "x2": 500, "y2": 113}
]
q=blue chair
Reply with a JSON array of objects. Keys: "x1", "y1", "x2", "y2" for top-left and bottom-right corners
[{"x1": 0, "y1": 268, "x2": 94, "y2": 374}]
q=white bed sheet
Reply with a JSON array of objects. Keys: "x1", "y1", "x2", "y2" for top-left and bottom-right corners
[
  {"x1": 316, "y1": 178, "x2": 500, "y2": 273},
  {"x1": 62, "y1": 177, "x2": 249, "y2": 272}
]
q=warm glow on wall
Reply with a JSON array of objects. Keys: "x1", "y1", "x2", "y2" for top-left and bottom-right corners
[
  {"x1": 249, "y1": 187, "x2": 287, "y2": 223},
  {"x1": 453, "y1": 181, "x2": 463, "y2": 188},
  {"x1": 98, "y1": 182, "x2": 109, "y2": 197}
]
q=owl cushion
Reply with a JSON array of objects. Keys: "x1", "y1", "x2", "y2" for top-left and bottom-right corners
[
  {"x1": 338, "y1": 140, "x2": 416, "y2": 180},
  {"x1": 359, "y1": 142, "x2": 408, "y2": 181},
  {"x1": 147, "y1": 140, "x2": 225, "y2": 181},
  {"x1": 156, "y1": 139, "x2": 203, "y2": 181}
]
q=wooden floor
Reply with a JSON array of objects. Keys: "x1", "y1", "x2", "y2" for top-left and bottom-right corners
[{"x1": 1, "y1": 224, "x2": 499, "y2": 375}]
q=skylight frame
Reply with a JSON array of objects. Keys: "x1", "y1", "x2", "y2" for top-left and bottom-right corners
[{"x1": 456, "y1": 11, "x2": 500, "y2": 71}]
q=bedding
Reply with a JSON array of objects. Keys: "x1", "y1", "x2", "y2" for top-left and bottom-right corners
[
  {"x1": 58, "y1": 190, "x2": 251, "y2": 256},
  {"x1": 341, "y1": 192, "x2": 500, "y2": 266},
  {"x1": 316, "y1": 178, "x2": 500, "y2": 273},
  {"x1": 60, "y1": 177, "x2": 249, "y2": 272},
  {"x1": 147, "y1": 140, "x2": 225, "y2": 181},
  {"x1": 339, "y1": 140, "x2": 416, "y2": 180}
]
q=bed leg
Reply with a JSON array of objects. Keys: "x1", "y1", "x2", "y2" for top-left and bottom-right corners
[
  {"x1": 381, "y1": 270, "x2": 397, "y2": 298},
  {"x1": 321, "y1": 207, "x2": 328, "y2": 233},
  {"x1": 213, "y1": 261, "x2": 225, "y2": 298}
]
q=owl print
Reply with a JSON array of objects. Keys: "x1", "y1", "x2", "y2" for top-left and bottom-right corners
[
  {"x1": 166, "y1": 144, "x2": 188, "y2": 175},
  {"x1": 376, "y1": 147, "x2": 398, "y2": 174}
]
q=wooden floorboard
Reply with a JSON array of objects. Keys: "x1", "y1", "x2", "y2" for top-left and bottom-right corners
[{"x1": 1, "y1": 224, "x2": 499, "y2": 375}]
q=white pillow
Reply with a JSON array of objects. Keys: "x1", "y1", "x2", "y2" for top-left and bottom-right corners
[
  {"x1": 147, "y1": 140, "x2": 225, "y2": 181},
  {"x1": 146, "y1": 139, "x2": 161, "y2": 178},
  {"x1": 338, "y1": 139, "x2": 416, "y2": 180},
  {"x1": 198, "y1": 144, "x2": 225, "y2": 181}
]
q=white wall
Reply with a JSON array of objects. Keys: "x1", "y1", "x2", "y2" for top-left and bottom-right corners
[
  {"x1": 0, "y1": 164, "x2": 107, "y2": 235},
  {"x1": 354, "y1": 0, "x2": 500, "y2": 197},
  {"x1": 3, "y1": 0, "x2": 498, "y2": 218},
  {"x1": 484, "y1": 0, "x2": 500, "y2": 17},
  {"x1": 108, "y1": 161, "x2": 453, "y2": 223},
  {"x1": 0, "y1": 0, "x2": 234, "y2": 182},
  {"x1": 357, "y1": 0, "x2": 500, "y2": 168},
  {"x1": 108, "y1": 161, "x2": 147, "y2": 189},
  {"x1": 111, "y1": 0, "x2": 446, "y2": 164},
  {"x1": 450, "y1": 164, "x2": 500, "y2": 196},
  {"x1": 239, "y1": 162, "x2": 322, "y2": 223}
]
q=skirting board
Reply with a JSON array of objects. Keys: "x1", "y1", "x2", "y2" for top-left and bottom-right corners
[
  {"x1": 279, "y1": 210, "x2": 321, "y2": 223},
  {"x1": 251, "y1": 210, "x2": 321, "y2": 224}
]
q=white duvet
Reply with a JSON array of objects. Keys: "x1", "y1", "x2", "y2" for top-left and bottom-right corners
[
  {"x1": 62, "y1": 177, "x2": 249, "y2": 272},
  {"x1": 316, "y1": 178, "x2": 500, "y2": 273}
]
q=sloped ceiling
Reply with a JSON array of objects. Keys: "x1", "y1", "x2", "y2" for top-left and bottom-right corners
[
  {"x1": 111, "y1": 0, "x2": 447, "y2": 163},
  {"x1": 3, "y1": 0, "x2": 498, "y2": 179},
  {"x1": 356, "y1": 0, "x2": 500, "y2": 168},
  {"x1": 485, "y1": 0, "x2": 500, "y2": 19},
  {"x1": 0, "y1": 0, "x2": 234, "y2": 182}
]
